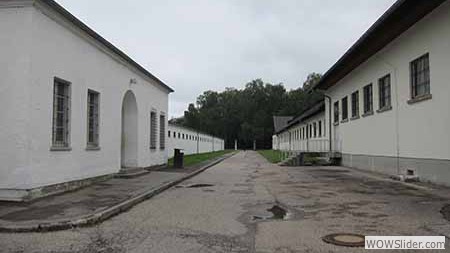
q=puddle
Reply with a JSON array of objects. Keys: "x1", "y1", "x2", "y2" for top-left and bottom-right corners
[
  {"x1": 252, "y1": 205, "x2": 290, "y2": 221},
  {"x1": 440, "y1": 204, "x2": 450, "y2": 221},
  {"x1": 187, "y1": 184, "x2": 214, "y2": 188},
  {"x1": 176, "y1": 184, "x2": 214, "y2": 188}
]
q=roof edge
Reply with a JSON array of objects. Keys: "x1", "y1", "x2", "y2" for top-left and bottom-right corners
[
  {"x1": 314, "y1": 0, "x2": 446, "y2": 91},
  {"x1": 38, "y1": 0, "x2": 174, "y2": 93}
]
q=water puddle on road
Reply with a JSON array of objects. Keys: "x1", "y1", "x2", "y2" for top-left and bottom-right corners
[
  {"x1": 252, "y1": 205, "x2": 290, "y2": 221},
  {"x1": 187, "y1": 184, "x2": 214, "y2": 188},
  {"x1": 176, "y1": 184, "x2": 215, "y2": 188}
]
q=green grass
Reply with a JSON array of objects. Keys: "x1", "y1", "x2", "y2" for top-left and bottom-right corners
[
  {"x1": 257, "y1": 149, "x2": 283, "y2": 163},
  {"x1": 168, "y1": 150, "x2": 235, "y2": 167}
]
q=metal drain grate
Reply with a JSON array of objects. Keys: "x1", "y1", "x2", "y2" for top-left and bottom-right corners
[{"x1": 322, "y1": 233, "x2": 365, "y2": 247}]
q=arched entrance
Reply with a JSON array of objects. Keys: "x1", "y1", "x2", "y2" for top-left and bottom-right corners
[{"x1": 121, "y1": 90, "x2": 138, "y2": 168}]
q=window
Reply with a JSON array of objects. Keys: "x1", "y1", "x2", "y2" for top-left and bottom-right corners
[
  {"x1": 334, "y1": 101, "x2": 339, "y2": 124},
  {"x1": 160, "y1": 114, "x2": 165, "y2": 150},
  {"x1": 168, "y1": 130, "x2": 171, "y2": 138},
  {"x1": 87, "y1": 90, "x2": 99, "y2": 148},
  {"x1": 178, "y1": 132, "x2": 180, "y2": 139},
  {"x1": 313, "y1": 122, "x2": 317, "y2": 137},
  {"x1": 342, "y1": 97, "x2": 348, "y2": 121},
  {"x1": 150, "y1": 111, "x2": 157, "y2": 150},
  {"x1": 410, "y1": 53, "x2": 430, "y2": 99},
  {"x1": 351, "y1": 91, "x2": 359, "y2": 118},
  {"x1": 378, "y1": 74, "x2": 391, "y2": 110},
  {"x1": 318, "y1": 121, "x2": 322, "y2": 137},
  {"x1": 52, "y1": 78, "x2": 71, "y2": 149},
  {"x1": 363, "y1": 84, "x2": 373, "y2": 114}
]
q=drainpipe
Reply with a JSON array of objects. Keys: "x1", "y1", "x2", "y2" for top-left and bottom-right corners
[
  {"x1": 309, "y1": 89, "x2": 333, "y2": 155},
  {"x1": 319, "y1": 93, "x2": 333, "y2": 155}
]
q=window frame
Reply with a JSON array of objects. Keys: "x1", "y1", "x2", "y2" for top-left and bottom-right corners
[
  {"x1": 150, "y1": 110, "x2": 157, "y2": 150},
  {"x1": 318, "y1": 120, "x2": 322, "y2": 137},
  {"x1": 378, "y1": 74, "x2": 392, "y2": 112},
  {"x1": 159, "y1": 113, "x2": 166, "y2": 150},
  {"x1": 351, "y1": 90, "x2": 359, "y2": 119},
  {"x1": 51, "y1": 77, "x2": 72, "y2": 151},
  {"x1": 341, "y1": 96, "x2": 348, "y2": 122},
  {"x1": 409, "y1": 53, "x2": 432, "y2": 103},
  {"x1": 86, "y1": 89, "x2": 100, "y2": 150},
  {"x1": 363, "y1": 83, "x2": 373, "y2": 116},
  {"x1": 333, "y1": 101, "x2": 339, "y2": 125}
]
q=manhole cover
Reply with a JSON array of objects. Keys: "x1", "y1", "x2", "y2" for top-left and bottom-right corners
[{"x1": 322, "y1": 233, "x2": 365, "y2": 247}]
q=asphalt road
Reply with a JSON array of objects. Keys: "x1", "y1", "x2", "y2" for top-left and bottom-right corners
[{"x1": 1, "y1": 151, "x2": 450, "y2": 252}]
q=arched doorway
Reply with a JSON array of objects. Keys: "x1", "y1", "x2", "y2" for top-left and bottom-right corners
[{"x1": 121, "y1": 90, "x2": 138, "y2": 168}]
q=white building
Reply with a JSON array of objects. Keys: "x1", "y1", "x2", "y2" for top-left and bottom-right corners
[
  {"x1": 0, "y1": 0, "x2": 174, "y2": 201},
  {"x1": 272, "y1": 101, "x2": 328, "y2": 153},
  {"x1": 314, "y1": 0, "x2": 450, "y2": 185},
  {"x1": 167, "y1": 124, "x2": 225, "y2": 158}
]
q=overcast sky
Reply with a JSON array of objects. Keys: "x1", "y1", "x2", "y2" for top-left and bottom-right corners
[{"x1": 56, "y1": 0, "x2": 396, "y2": 118}]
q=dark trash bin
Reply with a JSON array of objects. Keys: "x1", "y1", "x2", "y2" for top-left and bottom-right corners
[{"x1": 173, "y1": 149, "x2": 184, "y2": 168}]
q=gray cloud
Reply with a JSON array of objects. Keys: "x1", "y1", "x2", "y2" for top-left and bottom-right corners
[{"x1": 56, "y1": 0, "x2": 396, "y2": 117}]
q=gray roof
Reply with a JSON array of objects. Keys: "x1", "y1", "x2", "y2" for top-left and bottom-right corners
[
  {"x1": 274, "y1": 101, "x2": 325, "y2": 134},
  {"x1": 287, "y1": 101, "x2": 325, "y2": 127},
  {"x1": 40, "y1": 0, "x2": 174, "y2": 93},
  {"x1": 273, "y1": 116, "x2": 293, "y2": 133},
  {"x1": 314, "y1": 0, "x2": 446, "y2": 91}
]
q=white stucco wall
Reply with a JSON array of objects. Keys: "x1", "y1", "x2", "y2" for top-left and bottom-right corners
[
  {"x1": 0, "y1": 2, "x2": 171, "y2": 195},
  {"x1": 0, "y1": 5, "x2": 34, "y2": 191},
  {"x1": 167, "y1": 124, "x2": 225, "y2": 158},
  {"x1": 325, "y1": 1, "x2": 450, "y2": 161},
  {"x1": 275, "y1": 112, "x2": 327, "y2": 153}
]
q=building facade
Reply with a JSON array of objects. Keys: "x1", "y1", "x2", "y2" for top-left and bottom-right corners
[
  {"x1": 315, "y1": 0, "x2": 450, "y2": 185},
  {"x1": 273, "y1": 102, "x2": 329, "y2": 153},
  {"x1": 0, "y1": 0, "x2": 174, "y2": 201},
  {"x1": 167, "y1": 124, "x2": 225, "y2": 158}
]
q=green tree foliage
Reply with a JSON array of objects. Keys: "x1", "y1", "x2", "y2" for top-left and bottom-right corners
[{"x1": 182, "y1": 73, "x2": 323, "y2": 149}]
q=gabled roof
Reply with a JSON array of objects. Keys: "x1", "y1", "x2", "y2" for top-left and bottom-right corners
[
  {"x1": 39, "y1": 0, "x2": 174, "y2": 93},
  {"x1": 287, "y1": 101, "x2": 325, "y2": 127},
  {"x1": 314, "y1": 0, "x2": 447, "y2": 91},
  {"x1": 274, "y1": 100, "x2": 325, "y2": 134},
  {"x1": 273, "y1": 116, "x2": 293, "y2": 133},
  {"x1": 274, "y1": 101, "x2": 325, "y2": 134}
]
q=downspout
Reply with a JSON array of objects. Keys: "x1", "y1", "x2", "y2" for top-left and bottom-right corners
[
  {"x1": 310, "y1": 89, "x2": 332, "y2": 155},
  {"x1": 319, "y1": 93, "x2": 333, "y2": 154}
]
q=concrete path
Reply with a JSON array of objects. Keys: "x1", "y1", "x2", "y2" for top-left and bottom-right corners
[
  {"x1": 0, "y1": 154, "x2": 232, "y2": 232},
  {"x1": 1, "y1": 151, "x2": 450, "y2": 252}
]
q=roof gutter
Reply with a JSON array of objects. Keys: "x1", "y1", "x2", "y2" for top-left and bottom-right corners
[
  {"x1": 40, "y1": 0, "x2": 174, "y2": 93},
  {"x1": 313, "y1": 0, "x2": 446, "y2": 91}
]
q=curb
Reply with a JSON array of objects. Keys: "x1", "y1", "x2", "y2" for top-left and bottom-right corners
[{"x1": 0, "y1": 152, "x2": 236, "y2": 233}]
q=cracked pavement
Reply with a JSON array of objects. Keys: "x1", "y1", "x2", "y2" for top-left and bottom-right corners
[{"x1": 1, "y1": 151, "x2": 450, "y2": 252}]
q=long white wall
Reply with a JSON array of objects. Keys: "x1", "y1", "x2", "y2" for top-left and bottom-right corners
[
  {"x1": 274, "y1": 112, "x2": 328, "y2": 153},
  {"x1": 326, "y1": 1, "x2": 450, "y2": 159},
  {"x1": 324, "y1": 1, "x2": 450, "y2": 183},
  {"x1": 167, "y1": 124, "x2": 225, "y2": 158},
  {"x1": 0, "y1": 2, "x2": 170, "y2": 199}
]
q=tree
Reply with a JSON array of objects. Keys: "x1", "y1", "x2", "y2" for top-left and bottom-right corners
[{"x1": 181, "y1": 73, "x2": 323, "y2": 149}]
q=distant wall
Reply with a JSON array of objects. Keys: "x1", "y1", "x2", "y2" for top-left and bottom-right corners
[{"x1": 167, "y1": 124, "x2": 225, "y2": 158}]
